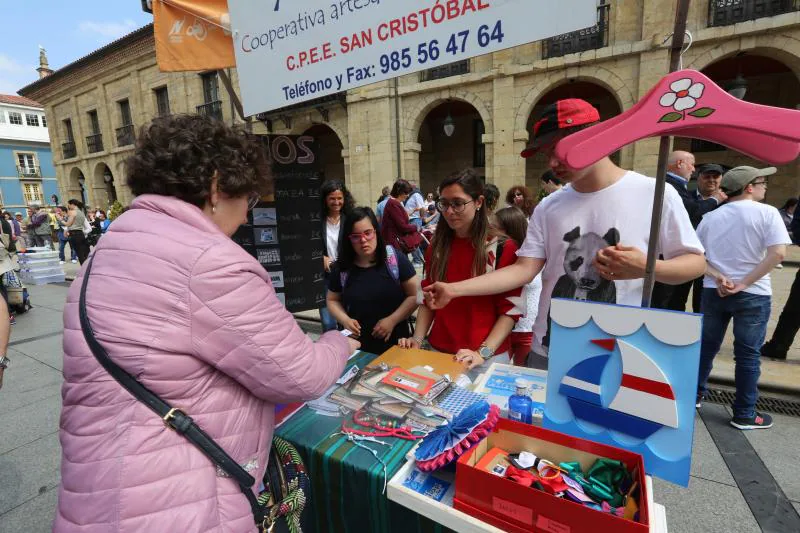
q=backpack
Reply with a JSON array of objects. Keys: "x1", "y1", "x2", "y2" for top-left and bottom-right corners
[
  {"x1": 339, "y1": 245, "x2": 401, "y2": 289},
  {"x1": 3, "y1": 270, "x2": 31, "y2": 314}
]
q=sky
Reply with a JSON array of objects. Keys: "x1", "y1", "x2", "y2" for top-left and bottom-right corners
[{"x1": 0, "y1": 0, "x2": 152, "y2": 95}]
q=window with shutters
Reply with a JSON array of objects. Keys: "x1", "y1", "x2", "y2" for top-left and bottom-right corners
[{"x1": 22, "y1": 182, "x2": 44, "y2": 204}]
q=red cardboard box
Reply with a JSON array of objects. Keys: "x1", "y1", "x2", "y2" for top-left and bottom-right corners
[{"x1": 454, "y1": 418, "x2": 649, "y2": 533}]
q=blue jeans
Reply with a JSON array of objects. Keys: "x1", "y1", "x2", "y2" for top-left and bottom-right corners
[
  {"x1": 319, "y1": 277, "x2": 338, "y2": 332},
  {"x1": 697, "y1": 289, "x2": 771, "y2": 419},
  {"x1": 410, "y1": 218, "x2": 425, "y2": 264},
  {"x1": 58, "y1": 238, "x2": 77, "y2": 262}
]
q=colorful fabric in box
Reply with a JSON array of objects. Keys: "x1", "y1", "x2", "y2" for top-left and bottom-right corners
[
  {"x1": 275, "y1": 351, "x2": 451, "y2": 533},
  {"x1": 415, "y1": 401, "x2": 500, "y2": 472}
]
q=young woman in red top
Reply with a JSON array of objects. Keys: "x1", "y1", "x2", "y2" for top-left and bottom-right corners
[{"x1": 399, "y1": 169, "x2": 523, "y2": 373}]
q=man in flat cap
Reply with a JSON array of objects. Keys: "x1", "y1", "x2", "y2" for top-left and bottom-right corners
[{"x1": 695, "y1": 166, "x2": 791, "y2": 430}]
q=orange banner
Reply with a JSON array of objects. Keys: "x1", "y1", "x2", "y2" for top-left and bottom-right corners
[{"x1": 153, "y1": 0, "x2": 235, "y2": 71}]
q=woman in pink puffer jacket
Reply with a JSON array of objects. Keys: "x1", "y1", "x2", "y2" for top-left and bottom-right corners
[{"x1": 54, "y1": 115, "x2": 357, "y2": 532}]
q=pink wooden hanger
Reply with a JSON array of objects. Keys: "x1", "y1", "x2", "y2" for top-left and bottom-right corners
[{"x1": 554, "y1": 69, "x2": 800, "y2": 169}]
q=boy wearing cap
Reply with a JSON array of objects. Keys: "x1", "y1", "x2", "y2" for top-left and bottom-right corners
[
  {"x1": 695, "y1": 166, "x2": 791, "y2": 430},
  {"x1": 423, "y1": 99, "x2": 705, "y2": 365}
]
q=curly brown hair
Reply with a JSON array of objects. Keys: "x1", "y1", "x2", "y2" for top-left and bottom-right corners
[
  {"x1": 505, "y1": 185, "x2": 535, "y2": 217},
  {"x1": 125, "y1": 114, "x2": 271, "y2": 208}
]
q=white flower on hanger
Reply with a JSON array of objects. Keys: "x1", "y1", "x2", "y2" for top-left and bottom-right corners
[
  {"x1": 657, "y1": 78, "x2": 715, "y2": 123},
  {"x1": 659, "y1": 78, "x2": 705, "y2": 111}
]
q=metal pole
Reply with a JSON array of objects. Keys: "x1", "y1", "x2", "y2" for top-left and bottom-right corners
[
  {"x1": 394, "y1": 77, "x2": 402, "y2": 179},
  {"x1": 641, "y1": 0, "x2": 692, "y2": 307}
]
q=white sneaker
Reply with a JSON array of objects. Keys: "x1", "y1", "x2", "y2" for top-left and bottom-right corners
[
  {"x1": 775, "y1": 263, "x2": 784, "y2": 269},
  {"x1": 71, "y1": 259, "x2": 77, "y2": 264},
  {"x1": 59, "y1": 261, "x2": 65, "y2": 265}
]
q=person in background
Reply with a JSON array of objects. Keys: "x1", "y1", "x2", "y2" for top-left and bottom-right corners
[
  {"x1": 28, "y1": 202, "x2": 54, "y2": 249},
  {"x1": 321, "y1": 179, "x2": 355, "y2": 333},
  {"x1": 55, "y1": 113, "x2": 358, "y2": 532},
  {"x1": 61, "y1": 199, "x2": 91, "y2": 264},
  {"x1": 425, "y1": 192, "x2": 436, "y2": 209},
  {"x1": 50, "y1": 194, "x2": 59, "y2": 206},
  {"x1": 761, "y1": 212, "x2": 800, "y2": 362},
  {"x1": 376, "y1": 189, "x2": 391, "y2": 225},
  {"x1": 505, "y1": 185, "x2": 536, "y2": 218},
  {"x1": 696, "y1": 166, "x2": 790, "y2": 430},
  {"x1": 0, "y1": 214, "x2": 15, "y2": 325},
  {"x1": 494, "y1": 207, "x2": 542, "y2": 366},
  {"x1": 682, "y1": 163, "x2": 726, "y2": 311},
  {"x1": 328, "y1": 207, "x2": 419, "y2": 354},
  {"x1": 483, "y1": 183, "x2": 500, "y2": 214},
  {"x1": 399, "y1": 169, "x2": 523, "y2": 376},
  {"x1": 55, "y1": 206, "x2": 78, "y2": 264},
  {"x1": 14, "y1": 213, "x2": 27, "y2": 251},
  {"x1": 694, "y1": 164, "x2": 724, "y2": 201},
  {"x1": 653, "y1": 152, "x2": 727, "y2": 312},
  {"x1": 377, "y1": 186, "x2": 390, "y2": 205},
  {"x1": 49, "y1": 207, "x2": 59, "y2": 244},
  {"x1": 382, "y1": 179, "x2": 424, "y2": 266},
  {"x1": 778, "y1": 197, "x2": 797, "y2": 236},
  {"x1": 540, "y1": 170, "x2": 563, "y2": 196},
  {"x1": 3, "y1": 212, "x2": 18, "y2": 247},
  {"x1": 422, "y1": 203, "x2": 440, "y2": 230},
  {"x1": 405, "y1": 180, "x2": 427, "y2": 232}
]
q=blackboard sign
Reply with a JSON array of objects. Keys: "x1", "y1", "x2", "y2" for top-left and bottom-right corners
[{"x1": 232, "y1": 135, "x2": 325, "y2": 313}]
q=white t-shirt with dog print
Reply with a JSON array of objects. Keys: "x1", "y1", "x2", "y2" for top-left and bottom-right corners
[{"x1": 517, "y1": 171, "x2": 704, "y2": 356}]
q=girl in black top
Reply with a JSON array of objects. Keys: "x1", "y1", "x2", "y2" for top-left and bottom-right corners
[{"x1": 327, "y1": 207, "x2": 419, "y2": 354}]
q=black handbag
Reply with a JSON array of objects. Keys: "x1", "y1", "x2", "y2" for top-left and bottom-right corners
[{"x1": 78, "y1": 255, "x2": 308, "y2": 532}]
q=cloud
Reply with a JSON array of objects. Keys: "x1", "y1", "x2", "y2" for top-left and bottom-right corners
[
  {"x1": 0, "y1": 54, "x2": 28, "y2": 73},
  {"x1": 78, "y1": 19, "x2": 138, "y2": 41},
  {"x1": 0, "y1": 54, "x2": 37, "y2": 94}
]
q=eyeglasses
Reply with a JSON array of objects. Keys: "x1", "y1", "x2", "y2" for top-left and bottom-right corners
[
  {"x1": 436, "y1": 199, "x2": 474, "y2": 213},
  {"x1": 247, "y1": 193, "x2": 261, "y2": 210},
  {"x1": 348, "y1": 228, "x2": 376, "y2": 243},
  {"x1": 514, "y1": 192, "x2": 525, "y2": 197},
  {"x1": 751, "y1": 180, "x2": 769, "y2": 187}
]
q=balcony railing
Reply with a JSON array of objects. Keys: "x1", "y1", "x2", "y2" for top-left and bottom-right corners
[
  {"x1": 709, "y1": 0, "x2": 800, "y2": 27},
  {"x1": 543, "y1": 2, "x2": 610, "y2": 59},
  {"x1": 62, "y1": 141, "x2": 77, "y2": 159},
  {"x1": 116, "y1": 124, "x2": 136, "y2": 147},
  {"x1": 16, "y1": 166, "x2": 40, "y2": 178},
  {"x1": 197, "y1": 100, "x2": 223, "y2": 121},
  {"x1": 86, "y1": 133, "x2": 104, "y2": 153},
  {"x1": 420, "y1": 60, "x2": 470, "y2": 82}
]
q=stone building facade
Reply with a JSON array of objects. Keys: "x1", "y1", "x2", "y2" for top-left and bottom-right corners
[{"x1": 19, "y1": 1, "x2": 800, "y2": 209}]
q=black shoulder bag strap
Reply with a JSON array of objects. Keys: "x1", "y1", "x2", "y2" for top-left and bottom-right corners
[{"x1": 77, "y1": 256, "x2": 268, "y2": 529}]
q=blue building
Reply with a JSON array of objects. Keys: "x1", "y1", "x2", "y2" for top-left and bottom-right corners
[{"x1": 0, "y1": 94, "x2": 61, "y2": 212}]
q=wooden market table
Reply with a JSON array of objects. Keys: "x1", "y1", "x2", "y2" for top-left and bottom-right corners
[{"x1": 275, "y1": 351, "x2": 668, "y2": 532}]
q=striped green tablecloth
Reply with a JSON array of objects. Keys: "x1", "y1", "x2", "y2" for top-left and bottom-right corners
[{"x1": 275, "y1": 352, "x2": 451, "y2": 533}]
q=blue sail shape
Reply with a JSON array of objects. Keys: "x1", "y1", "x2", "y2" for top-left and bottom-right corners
[{"x1": 559, "y1": 354, "x2": 609, "y2": 407}]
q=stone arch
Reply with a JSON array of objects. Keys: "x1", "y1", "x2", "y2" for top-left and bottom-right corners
[
  {"x1": 685, "y1": 34, "x2": 800, "y2": 80},
  {"x1": 290, "y1": 117, "x2": 349, "y2": 148},
  {"x1": 514, "y1": 66, "x2": 634, "y2": 134},
  {"x1": 67, "y1": 166, "x2": 89, "y2": 207},
  {"x1": 301, "y1": 123, "x2": 347, "y2": 184},
  {"x1": 405, "y1": 89, "x2": 493, "y2": 145},
  {"x1": 92, "y1": 162, "x2": 118, "y2": 208}
]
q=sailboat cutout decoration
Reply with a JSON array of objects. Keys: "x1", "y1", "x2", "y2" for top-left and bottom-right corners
[
  {"x1": 544, "y1": 298, "x2": 702, "y2": 487},
  {"x1": 560, "y1": 338, "x2": 678, "y2": 440}
]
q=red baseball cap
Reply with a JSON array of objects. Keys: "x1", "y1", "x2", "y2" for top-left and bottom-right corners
[{"x1": 521, "y1": 99, "x2": 600, "y2": 158}]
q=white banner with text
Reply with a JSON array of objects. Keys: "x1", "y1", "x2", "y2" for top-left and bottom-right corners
[{"x1": 228, "y1": 0, "x2": 598, "y2": 115}]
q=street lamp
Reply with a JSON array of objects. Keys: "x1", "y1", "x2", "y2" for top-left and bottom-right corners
[
  {"x1": 727, "y1": 73, "x2": 747, "y2": 100},
  {"x1": 443, "y1": 113, "x2": 455, "y2": 137}
]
